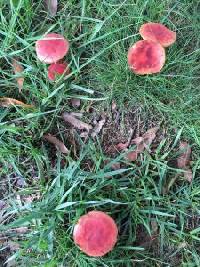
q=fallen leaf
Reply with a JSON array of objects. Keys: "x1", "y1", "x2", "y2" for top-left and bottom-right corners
[
  {"x1": 116, "y1": 142, "x2": 129, "y2": 151},
  {"x1": 126, "y1": 142, "x2": 144, "y2": 161},
  {"x1": 184, "y1": 169, "x2": 193, "y2": 183},
  {"x1": 177, "y1": 142, "x2": 191, "y2": 169},
  {"x1": 45, "y1": 0, "x2": 57, "y2": 16},
  {"x1": 127, "y1": 127, "x2": 158, "y2": 161},
  {"x1": 12, "y1": 58, "x2": 24, "y2": 93},
  {"x1": 104, "y1": 159, "x2": 121, "y2": 170},
  {"x1": 111, "y1": 100, "x2": 117, "y2": 111},
  {"x1": 91, "y1": 115, "x2": 106, "y2": 138},
  {"x1": 0, "y1": 97, "x2": 33, "y2": 108},
  {"x1": 177, "y1": 141, "x2": 193, "y2": 183},
  {"x1": 63, "y1": 112, "x2": 92, "y2": 131},
  {"x1": 80, "y1": 131, "x2": 89, "y2": 138},
  {"x1": 43, "y1": 134, "x2": 69, "y2": 154},
  {"x1": 71, "y1": 98, "x2": 81, "y2": 108},
  {"x1": 141, "y1": 127, "x2": 159, "y2": 147},
  {"x1": 132, "y1": 136, "x2": 144, "y2": 145},
  {"x1": 111, "y1": 162, "x2": 121, "y2": 170},
  {"x1": 70, "y1": 112, "x2": 83, "y2": 118},
  {"x1": 116, "y1": 129, "x2": 136, "y2": 151},
  {"x1": 126, "y1": 150, "x2": 138, "y2": 161}
]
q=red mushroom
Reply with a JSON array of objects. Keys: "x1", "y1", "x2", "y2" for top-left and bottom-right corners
[
  {"x1": 139, "y1": 22, "x2": 176, "y2": 47},
  {"x1": 36, "y1": 33, "x2": 69, "y2": 64},
  {"x1": 127, "y1": 40, "x2": 165, "y2": 75},
  {"x1": 73, "y1": 211, "x2": 118, "y2": 257},
  {"x1": 47, "y1": 63, "x2": 70, "y2": 81}
]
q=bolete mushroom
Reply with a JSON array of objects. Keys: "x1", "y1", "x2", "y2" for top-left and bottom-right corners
[
  {"x1": 47, "y1": 63, "x2": 70, "y2": 81},
  {"x1": 127, "y1": 40, "x2": 165, "y2": 75},
  {"x1": 73, "y1": 211, "x2": 118, "y2": 257},
  {"x1": 36, "y1": 33, "x2": 69, "y2": 64},
  {"x1": 139, "y1": 22, "x2": 176, "y2": 47}
]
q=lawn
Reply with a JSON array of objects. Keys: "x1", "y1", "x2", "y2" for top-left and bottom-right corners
[{"x1": 0, "y1": 0, "x2": 200, "y2": 266}]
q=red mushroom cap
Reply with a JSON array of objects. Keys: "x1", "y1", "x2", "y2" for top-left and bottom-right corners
[
  {"x1": 128, "y1": 40, "x2": 165, "y2": 75},
  {"x1": 36, "y1": 33, "x2": 69, "y2": 64},
  {"x1": 139, "y1": 22, "x2": 176, "y2": 47},
  {"x1": 47, "y1": 63, "x2": 70, "y2": 81},
  {"x1": 73, "y1": 211, "x2": 118, "y2": 257}
]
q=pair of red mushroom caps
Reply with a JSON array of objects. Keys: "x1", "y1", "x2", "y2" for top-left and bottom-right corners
[
  {"x1": 35, "y1": 33, "x2": 70, "y2": 81},
  {"x1": 128, "y1": 22, "x2": 176, "y2": 74},
  {"x1": 35, "y1": 23, "x2": 176, "y2": 258},
  {"x1": 36, "y1": 22, "x2": 176, "y2": 80}
]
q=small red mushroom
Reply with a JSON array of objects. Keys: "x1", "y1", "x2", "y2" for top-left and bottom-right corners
[
  {"x1": 139, "y1": 22, "x2": 176, "y2": 47},
  {"x1": 127, "y1": 40, "x2": 165, "y2": 75},
  {"x1": 36, "y1": 33, "x2": 69, "y2": 64},
  {"x1": 47, "y1": 63, "x2": 70, "y2": 81},
  {"x1": 73, "y1": 211, "x2": 118, "y2": 257}
]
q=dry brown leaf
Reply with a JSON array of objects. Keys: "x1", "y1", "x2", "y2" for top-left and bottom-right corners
[
  {"x1": 70, "y1": 112, "x2": 83, "y2": 118},
  {"x1": 104, "y1": 159, "x2": 121, "y2": 171},
  {"x1": 116, "y1": 142, "x2": 129, "y2": 151},
  {"x1": 12, "y1": 58, "x2": 24, "y2": 93},
  {"x1": 132, "y1": 136, "x2": 144, "y2": 145},
  {"x1": 111, "y1": 100, "x2": 117, "y2": 111},
  {"x1": 80, "y1": 131, "x2": 89, "y2": 138},
  {"x1": 0, "y1": 97, "x2": 33, "y2": 108},
  {"x1": 127, "y1": 127, "x2": 158, "y2": 161},
  {"x1": 43, "y1": 134, "x2": 69, "y2": 154},
  {"x1": 142, "y1": 127, "x2": 159, "y2": 146},
  {"x1": 63, "y1": 112, "x2": 92, "y2": 131},
  {"x1": 177, "y1": 141, "x2": 191, "y2": 169},
  {"x1": 126, "y1": 142, "x2": 144, "y2": 161},
  {"x1": 116, "y1": 129, "x2": 135, "y2": 152},
  {"x1": 184, "y1": 169, "x2": 193, "y2": 183},
  {"x1": 45, "y1": 0, "x2": 57, "y2": 16},
  {"x1": 177, "y1": 141, "x2": 193, "y2": 183},
  {"x1": 111, "y1": 162, "x2": 121, "y2": 170},
  {"x1": 126, "y1": 151, "x2": 138, "y2": 161},
  {"x1": 91, "y1": 116, "x2": 106, "y2": 138}
]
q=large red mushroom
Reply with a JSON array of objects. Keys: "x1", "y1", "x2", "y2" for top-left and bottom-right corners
[
  {"x1": 73, "y1": 211, "x2": 118, "y2": 257},
  {"x1": 139, "y1": 22, "x2": 176, "y2": 47},
  {"x1": 128, "y1": 40, "x2": 165, "y2": 75},
  {"x1": 47, "y1": 63, "x2": 70, "y2": 81},
  {"x1": 36, "y1": 33, "x2": 69, "y2": 64}
]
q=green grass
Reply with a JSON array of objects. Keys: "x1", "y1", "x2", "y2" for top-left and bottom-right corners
[{"x1": 0, "y1": 0, "x2": 200, "y2": 266}]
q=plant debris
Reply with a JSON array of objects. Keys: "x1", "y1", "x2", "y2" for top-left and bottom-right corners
[
  {"x1": 91, "y1": 114, "x2": 106, "y2": 138},
  {"x1": 12, "y1": 58, "x2": 24, "y2": 93},
  {"x1": 177, "y1": 141, "x2": 193, "y2": 182},
  {"x1": 0, "y1": 98, "x2": 33, "y2": 108},
  {"x1": 45, "y1": 0, "x2": 57, "y2": 17},
  {"x1": 116, "y1": 127, "x2": 159, "y2": 161},
  {"x1": 43, "y1": 134, "x2": 69, "y2": 154},
  {"x1": 116, "y1": 129, "x2": 135, "y2": 151},
  {"x1": 116, "y1": 142, "x2": 129, "y2": 151},
  {"x1": 63, "y1": 112, "x2": 92, "y2": 131}
]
